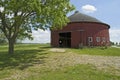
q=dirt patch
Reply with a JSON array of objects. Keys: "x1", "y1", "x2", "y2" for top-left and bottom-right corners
[{"x1": 49, "y1": 48, "x2": 66, "y2": 53}]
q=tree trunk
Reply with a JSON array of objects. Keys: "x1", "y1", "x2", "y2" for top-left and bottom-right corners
[{"x1": 8, "y1": 39, "x2": 15, "y2": 54}]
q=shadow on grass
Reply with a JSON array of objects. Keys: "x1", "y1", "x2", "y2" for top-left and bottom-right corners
[{"x1": 0, "y1": 49, "x2": 48, "y2": 70}]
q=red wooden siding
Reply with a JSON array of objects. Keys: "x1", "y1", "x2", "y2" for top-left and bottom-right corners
[{"x1": 51, "y1": 22, "x2": 110, "y2": 48}]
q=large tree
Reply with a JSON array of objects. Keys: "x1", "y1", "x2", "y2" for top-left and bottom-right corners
[{"x1": 0, "y1": 0, "x2": 74, "y2": 54}]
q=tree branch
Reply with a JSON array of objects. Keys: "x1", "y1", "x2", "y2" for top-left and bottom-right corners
[{"x1": 0, "y1": 11, "x2": 13, "y2": 39}]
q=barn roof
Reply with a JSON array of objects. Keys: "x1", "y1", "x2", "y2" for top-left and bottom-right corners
[{"x1": 68, "y1": 11, "x2": 102, "y2": 23}]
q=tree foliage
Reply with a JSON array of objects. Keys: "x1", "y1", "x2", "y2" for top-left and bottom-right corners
[
  {"x1": 0, "y1": 30, "x2": 7, "y2": 44},
  {"x1": 0, "y1": 0, "x2": 74, "y2": 54}
]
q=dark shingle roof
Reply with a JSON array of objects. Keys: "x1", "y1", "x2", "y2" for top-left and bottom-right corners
[
  {"x1": 68, "y1": 11, "x2": 110, "y2": 28},
  {"x1": 68, "y1": 11, "x2": 102, "y2": 23}
]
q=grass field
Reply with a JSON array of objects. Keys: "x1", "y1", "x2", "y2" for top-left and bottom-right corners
[
  {"x1": 0, "y1": 44, "x2": 120, "y2": 80},
  {"x1": 68, "y1": 47, "x2": 120, "y2": 56}
]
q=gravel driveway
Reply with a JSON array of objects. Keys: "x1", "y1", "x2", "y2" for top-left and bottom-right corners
[{"x1": 45, "y1": 48, "x2": 120, "y2": 75}]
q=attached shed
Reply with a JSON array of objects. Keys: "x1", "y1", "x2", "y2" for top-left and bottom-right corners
[{"x1": 51, "y1": 11, "x2": 110, "y2": 48}]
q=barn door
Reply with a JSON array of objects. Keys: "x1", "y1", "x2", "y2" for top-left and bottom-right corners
[{"x1": 59, "y1": 32, "x2": 71, "y2": 47}]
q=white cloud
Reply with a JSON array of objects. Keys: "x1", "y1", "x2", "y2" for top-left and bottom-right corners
[
  {"x1": 81, "y1": 4, "x2": 97, "y2": 13},
  {"x1": 110, "y1": 29, "x2": 120, "y2": 43},
  {"x1": 22, "y1": 29, "x2": 50, "y2": 43}
]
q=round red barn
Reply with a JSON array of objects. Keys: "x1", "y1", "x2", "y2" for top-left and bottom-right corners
[{"x1": 51, "y1": 11, "x2": 110, "y2": 48}]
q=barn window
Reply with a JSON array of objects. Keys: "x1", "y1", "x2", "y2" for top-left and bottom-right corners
[
  {"x1": 102, "y1": 37, "x2": 106, "y2": 42},
  {"x1": 96, "y1": 37, "x2": 100, "y2": 42},
  {"x1": 88, "y1": 37, "x2": 93, "y2": 42}
]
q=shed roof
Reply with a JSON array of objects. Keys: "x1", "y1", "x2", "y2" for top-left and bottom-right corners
[{"x1": 68, "y1": 11, "x2": 102, "y2": 23}]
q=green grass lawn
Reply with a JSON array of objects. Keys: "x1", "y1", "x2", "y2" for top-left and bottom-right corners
[
  {"x1": 25, "y1": 64, "x2": 120, "y2": 80},
  {"x1": 68, "y1": 47, "x2": 120, "y2": 56},
  {"x1": 0, "y1": 44, "x2": 120, "y2": 80}
]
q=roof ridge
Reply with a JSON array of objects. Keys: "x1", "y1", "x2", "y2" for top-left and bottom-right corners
[{"x1": 68, "y1": 11, "x2": 102, "y2": 23}]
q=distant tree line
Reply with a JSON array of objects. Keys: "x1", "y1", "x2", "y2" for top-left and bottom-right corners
[{"x1": 110, "y1": 41, "x2": 120, "y2": 46}]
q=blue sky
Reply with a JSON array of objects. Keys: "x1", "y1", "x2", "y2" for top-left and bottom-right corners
[
  {"x1": 69, "y1": 0, "x2": 120, "y2": 43},
  {"x1": 70, "y1": 0, "x2": 120, "y2": 29},
  {"x1": 23, "y1": 0, "x2": 120, "y2": 43}
]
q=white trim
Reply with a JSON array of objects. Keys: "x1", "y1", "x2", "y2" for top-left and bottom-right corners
[
  {"x1": 96, "y1": 37, "x2": 100, "y2": 42},
  {"x1": 88, "y1": 37, "x2": 93, "y2": 42},
  {"x1": 102, "y1": 37, "x2": 106, "y2": 42}
]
